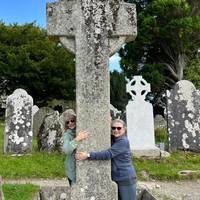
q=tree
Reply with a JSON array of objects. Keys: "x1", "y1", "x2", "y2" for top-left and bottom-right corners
[
  {"x1": 0, "y1": 22, "x2": 75, "y2": 106},
  {"x1": 110, "y1": 70, "x2": 128, "y2": 111},
  {"x1": 184, "y1": 58, "x2": 200, "y2": 89},
  {"x1": 119, "y1": 0, "x2": 200, "y2": 91}
]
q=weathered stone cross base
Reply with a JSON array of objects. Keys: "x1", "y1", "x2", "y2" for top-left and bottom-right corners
[
  {"x1": 1, "y1": 178, "x2": 157, "y2": 200},
  {"x1": 37, "y1": 186, "x2": 157, "y2": 200},
  {"x1": 133, "y1": 149, "x2": 161, "y2": 159}
]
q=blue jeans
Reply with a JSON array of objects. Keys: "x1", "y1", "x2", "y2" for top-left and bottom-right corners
[{"x1": 118, "y1": 182, "x2": 136, "y2": 200}]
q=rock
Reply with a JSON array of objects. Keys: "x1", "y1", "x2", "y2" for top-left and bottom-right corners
[{"x1": 160, "y1": 150, "x2": 170, "y2": 158}]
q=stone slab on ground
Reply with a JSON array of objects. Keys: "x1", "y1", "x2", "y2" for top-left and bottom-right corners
[
  {"x1": 3, "y1": 179, "x2": 200, "y2": 199},
  {"x1": 138, "y1": 180, "x2": 200, "y2": 200},
  {"x1": 133, "y1": 149, "x2": 161, "y2": 158}
]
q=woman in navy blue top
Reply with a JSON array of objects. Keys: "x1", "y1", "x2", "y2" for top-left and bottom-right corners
[{"x1": 76, "y1": 119, "x2": 137, "y2": 200}]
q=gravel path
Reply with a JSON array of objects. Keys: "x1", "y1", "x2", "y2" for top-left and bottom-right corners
[{"x1": 2, "y1": 178, "x2": 200, "y2": 199}]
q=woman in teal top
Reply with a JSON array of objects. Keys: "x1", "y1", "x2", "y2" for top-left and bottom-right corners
[{"x1": 63, "y1": 109, "x2": 88, "y2": 185}]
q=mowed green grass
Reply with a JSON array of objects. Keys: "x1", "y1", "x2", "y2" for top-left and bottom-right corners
[
  {"x1": 0, "y1": 121, "x2": 65, "y2": 179},
  {"x1": 134, "y1": 151, "x2": 200, "y2": 180},
  {"x1": 0, "y1": 121, "x2": 200, "y2": 180},
  {"x1": 3, "y1": 184, "x2": 39, "y2": 200}
]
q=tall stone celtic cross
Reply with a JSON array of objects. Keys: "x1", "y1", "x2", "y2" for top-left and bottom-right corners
[{"x1": 47, "y1": 0, "x2": 137, "y2": 199}]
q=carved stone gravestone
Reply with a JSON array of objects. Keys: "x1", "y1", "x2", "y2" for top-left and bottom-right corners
[
  {"x1": 33, "y1": 107, "x2": 54, "y2": 137},
  {"x1": 126, "y1": 76, "x2": 160, "y2": 157},
  {"x1": 4, "y1": 89, "x2": 33, "y2": 154},
  {"x1": 154, "y1": 114, "x2": 167, "y2": 130},
  {"x1": 47, "y1": 0, "x2": 137, "y2": 199},
  {"x1": 167, "y1": 80, "x2": 200, "y2": 152},
  {"x1": 37, "y1": 111, "x2": 63, "y2": 153}
]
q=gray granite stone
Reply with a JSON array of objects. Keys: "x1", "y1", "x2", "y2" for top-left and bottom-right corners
[
  {"x1": 167, "y1": 80, "x2": 200, "y2": 152},
  {"x1": 33, "y1": 107, "x2": 54, "y2": 137},
  {"x1": 39, "y1": 186, "x2": 71, "y2": 200},
  {"x1": 154, "y1": 114, "x2": 167, "y2": 130},
  {"x1": 47, "y1": 0, "x2": 137, "y2": 199},
  {"x1": 37, "y1": 111, "x2": 63, "y2": 153},
  {"x1": 4, "y1": 89, "x2": 33, "y2": 154}
]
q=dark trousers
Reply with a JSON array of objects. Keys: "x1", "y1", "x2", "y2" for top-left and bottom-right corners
[{"x1": 118, "y1": 182, "x2": 137, "y2": 200}]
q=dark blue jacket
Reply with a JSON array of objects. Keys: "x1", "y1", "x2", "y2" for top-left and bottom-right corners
[{"x1": 90, "y1": 135, "x2": 136, "y2": 182}]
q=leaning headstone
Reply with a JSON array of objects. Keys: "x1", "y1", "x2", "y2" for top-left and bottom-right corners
[
  {"x1": 126, "y1": 76, "x2": 160, "y2": 157},
  {"x1": 37, "y1": 111, "x2": 63, "y2": 153},
  {"x1": 33, "y1": 107, "x2": 54, "y2": 137},
  {"x1": 167, "y1": 80, "x2": 200, "y2": 152},
  {"x1": 0, "y1": 176, "x2": 4, "y2": 200},
  {"x1": 47, "y1": 0, "x2": 137, "y2": 199},
  {"x1": 4, "y1": 89, "x2": 33, "y2": 154}
]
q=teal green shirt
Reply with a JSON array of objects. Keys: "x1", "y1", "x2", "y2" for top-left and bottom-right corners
[{"x1": 63, "y1": 129, "x2": 78, "y2": 182}]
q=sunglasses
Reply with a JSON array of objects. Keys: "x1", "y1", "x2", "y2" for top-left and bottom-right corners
[
  {"x1": 111, "y1": 127, "x2": 122, "y2": 131},
  {"x1": 66, "y1": 119, "x2": 75, "y2": 124}
]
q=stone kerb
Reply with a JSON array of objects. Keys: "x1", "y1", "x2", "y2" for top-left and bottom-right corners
[
  {"x1": 126, "y1": 76, "x2": 160, "y2": 158},
  {"x1": 4, "y1": 89, "x2": 33, "y2": 154},
  {"x1": 167, "y1": 80, "x2": 200, "y2": 152}
]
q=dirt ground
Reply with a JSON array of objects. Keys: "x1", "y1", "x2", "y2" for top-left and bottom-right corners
[{"x1": 2, "y1": 178, "x2": 200, "y2": 200}]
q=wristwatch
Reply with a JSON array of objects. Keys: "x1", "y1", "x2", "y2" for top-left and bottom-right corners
[{"x1": 87, "y1": 153, "x2": 90, "y2": 158}]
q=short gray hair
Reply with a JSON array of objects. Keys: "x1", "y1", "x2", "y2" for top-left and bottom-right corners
[{"x1": 111, "y1": 119, "x2": 126, "y2": 128}]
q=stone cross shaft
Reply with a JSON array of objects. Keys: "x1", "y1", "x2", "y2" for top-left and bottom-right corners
[{"x1": 47, "y1": 0, "x2": 137, "y2": 199}]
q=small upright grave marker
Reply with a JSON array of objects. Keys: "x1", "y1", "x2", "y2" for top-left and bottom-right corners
[
  {"x1": 4, "y1": 89, "x2": 33, "y2": 154},
  {"x1": 126, "y1": 76, "x2": 159, "y2": 157},
  {"x1": 167, "y1": 80, "x2": 200, "y2": 152}
]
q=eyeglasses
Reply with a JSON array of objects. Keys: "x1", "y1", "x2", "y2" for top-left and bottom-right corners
[
  {"x1": 111, "y1": 127, "x2": 122, "y2": 131},
  {"x1": 66, "y1": 119, "x2": 75, "y2": 124}
]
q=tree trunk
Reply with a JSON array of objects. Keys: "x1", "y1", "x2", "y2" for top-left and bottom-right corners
[{"x1": 176, "y1": 53, "x2": 187, "y2": 80}]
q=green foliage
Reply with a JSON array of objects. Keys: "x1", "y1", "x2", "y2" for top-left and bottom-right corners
[
  {"x1": 184, "y1": 58, "x2": 200, "y2": 89},
  {"x1": 3, "y1": 184, "x2": 39, "y2": 200},
  {"x1": 110, "y1": 70, "x2": 128, "y2": 111},
  {"x1": 155, "y1": 128, "x2": 168, "y2": 143},
  {"x1": 155, "y1": 128, "x2": 169, "y2": 150},
  {"x1": 119, "y1": 0, "x2": 200, "y2": 103},
  {"x1": 0, "y1": 22, "x2": 75, "y2": 106}
]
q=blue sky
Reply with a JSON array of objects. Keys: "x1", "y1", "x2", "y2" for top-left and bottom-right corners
[{"x1": 0, "y1": 0, "x2": 121, "y2": 71}]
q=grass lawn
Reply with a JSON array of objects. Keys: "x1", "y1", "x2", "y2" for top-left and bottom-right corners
[
  {"x1": 0, "y1": 120, "x2": 200, "y2": 180},
  {"x1": 0, "y1": 121, "x2": 65, "y2": 179},
  {"x1": 3, "y1": 184, "x2": 39, "y2": 200},
  {"x1": 134, "y1": 151, "x2": 200, "y2": 180}
]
